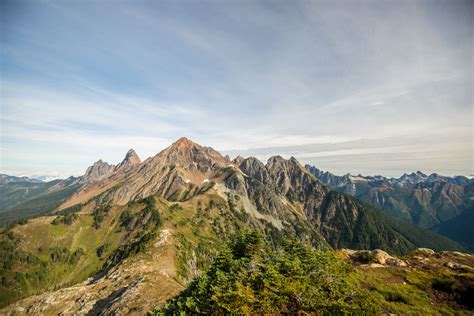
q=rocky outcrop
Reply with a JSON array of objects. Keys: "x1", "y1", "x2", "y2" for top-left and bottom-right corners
[
  {"x1": 239, "y1": 158, "x2": 269, "y2": 183},
  {"x1": 348, "y1": 249, "x2": 407, "y2": 267},
  {"x1": 232, "y1": 155, "x2": 244, "y2": 166},
  {"x1": 411, "y1": 248, "x2": 435, "y2": 256},
  {"x1": 114, "y1": 149, "x2": 141, "y2": 172},
  {"x1": 80, "y1": 160, "x2": 115, "y2": 183}
]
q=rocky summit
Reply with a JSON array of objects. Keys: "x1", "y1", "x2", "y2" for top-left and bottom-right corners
[
  {"x1": 0, "y1": 138, "x2": 472, "y2": 315},
  {"x1": 114, "y1": 149, "x2": 141, "y2": 172}
]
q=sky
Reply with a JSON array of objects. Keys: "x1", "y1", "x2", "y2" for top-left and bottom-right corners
[{"x1": 0, "y1": 0, "x2": 472, "y2": 179}]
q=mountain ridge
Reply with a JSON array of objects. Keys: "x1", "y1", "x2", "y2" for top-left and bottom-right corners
[
  {"x1": 0, "y1": 137, "x2": 469, "y2": 314},
  {"x1": 306, "y1": 164, "x2": 474, "y2": 250}
]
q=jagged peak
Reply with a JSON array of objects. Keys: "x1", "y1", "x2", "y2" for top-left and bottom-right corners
[
  {"x1": 81, "y1": 159, "x2": 115, "y2": 183},
  {"x1": 115, "y1": 148, "x2": 141, "y2": 171},
  {"x1": 416, "y1": 171, "x2": 427, "y2": 176},
  {"x1": 267, "y1": 155, "x2": 285, "y2": 162},
  {"x1": 125, "y1": 148, "x2": 137, "y2": 156},
  {"x1": 153, "y1": 137, "x2": 228, "y2": 173},
  {"x1": 232, "y1": 155, "x2": 245, "y2": 165},
  {"x1": 171, "y1": 136, "x2": 195, "y2": 148},
  {"x1": 90, "y1": 159, "x2": 112, "y2": 167}
]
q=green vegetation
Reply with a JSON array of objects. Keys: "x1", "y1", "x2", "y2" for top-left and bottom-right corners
[
  {"x1": 352, "y1": 256, "x2": 474, "y2": 314},
  {"x1": 57, "y1": 203, "x2": 84, "y2": 216},
  {"x1": 51, "y1": 213, "x2": 79, "y2": 226},
  {"x1": 101, "y1": 231, "x2": 157, "y2": 273},
  {"x1": 92, "y1": 203, "x2": 112, "y2": 229},
  {"x1": 0, "y1": 199, "x2": 134, "y2": 307},
  {"x1": 120, "y1": 197, "x2": 162, "y2": 232},
  {"x1": 152, "y1": 230, "x2": 378, "y2": 315},
  {"x1": 320, "y1": 191, "x2": 465, "y2": 255},
  {"x1": 433, "y1": 207, "x2": 474, "y2": 252},
  {"x1": 0, "y1": 180, "x2": 60, "y2": 210},
  {"x1": 0, "y1": 184, "x2": 81, "y2": 227}
]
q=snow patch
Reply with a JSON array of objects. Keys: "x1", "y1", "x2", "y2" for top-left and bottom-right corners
[
  {"x1": 213, "y1": 183, "x2": 284, "y2": 230},
  {"x1": 349, "y1": 175, "x2": 368, "y2": 182},
  {"x1": 202, "y1": 179, "x2": 209, "y2": 183},
  {"x1": 185, "y1": 179, "x2": 191, "y2": 183}
]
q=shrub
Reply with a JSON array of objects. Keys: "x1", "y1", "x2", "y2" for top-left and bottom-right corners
[
  {"x1": 92, "y1": 203, "x2": 112, "y2": 229},
  {"x1": 151, "y1": 230, "x2": 379, "y2": 315},
  {"x1": 51, "y1": 213, "x2": 78, "y2": 226},
  {"x1": 432, "y1": 275, "x2": 456, "y2": 292},
  {"x1": 380, "y1": 291, "x2": 411, "y2": 304}
]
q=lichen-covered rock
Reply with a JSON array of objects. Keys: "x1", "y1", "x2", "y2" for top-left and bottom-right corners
[
  {"x1": 386, "y1": 257, "x2": 408, "y2": 267},
  {"x1": 445, "y1": 261, "x2": 473, "y2": 272},
  {"x1": 350, "y1": 249, "x2": 393, "y2": 265},
  {"x1": 412, "y1": 248, "x2": 435, "y2": 256}
]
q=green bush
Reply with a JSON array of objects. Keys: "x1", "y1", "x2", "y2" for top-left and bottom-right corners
[
  {"x1": 151, "y1": 230, "x2": 379, "y2": 315},
  {"x1": 379, "y1": 290, "x2": 411, "y2": 304},
  {"x1": 92, "y1": 203, "x2": 112, "y2": 229},
  {"x1": 432, "y1": 275, "x2": 456, "y2": 292},
  {"x1": 51, "y1": 213, "x2": 78, "y2": 226}
]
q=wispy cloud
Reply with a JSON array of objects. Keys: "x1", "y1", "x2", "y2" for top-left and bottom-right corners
[{"x1": 1, "y1": 0, "x2": 472, "y2": 177}]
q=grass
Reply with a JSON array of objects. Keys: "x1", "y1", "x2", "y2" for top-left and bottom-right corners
[
  {"x1": 0, "y1": 203, "x2": 135, "y2": 307},
  {"x1": 352, "y1": 264, "x2": 469, "y2": 315}
]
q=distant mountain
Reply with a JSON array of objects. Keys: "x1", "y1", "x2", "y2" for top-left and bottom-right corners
[
  {"x1": 31, "y1": 175, "x2": 65, "y2": 182},
  {"x1": 0, "y1": 180, "x2": 61, "y2": 210},
  {"x1": 0, "y1": 174, "x2": 44, "y2": 185},
  {"x1": 0, "y1": 176, "x2": 80, "y2": 226},
  {"x1": 0, "y1": 149, "x2": 142, "y2": 226},
  {"x1": 306, "y1": 165, "x2": 474, "y2": 250}
]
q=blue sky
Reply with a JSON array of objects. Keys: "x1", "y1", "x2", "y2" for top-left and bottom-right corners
[{"x1": 0, "y1": 0, "x2": 472, "y2": 178}]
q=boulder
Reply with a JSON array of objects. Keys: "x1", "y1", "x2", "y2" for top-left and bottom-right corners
[
  {"x1": 350, "y1": 249, "x2": 393, "y2": 265},
  {"x1": 386, "y1": 257, "x2": 408, "y2": 267},
  {"x1": 371, "y1": 249, "x2": 392, "y2": 265},
  {"x1": 444, "y1": 261, "x2": 473, "y2": 273},
  {"x1": 412, "y1": 248, "x2": 435, "y2": 257}
]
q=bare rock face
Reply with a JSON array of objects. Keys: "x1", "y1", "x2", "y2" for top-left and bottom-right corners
[
  {"x1": 232, "y1": 155, "x2": 244, "y2": 166},
  {"x1": 266, "y1": 156, "x2": 327, "y2": 202},
  {"x1": 95, "y1": 137, "x2": 230, "y2": 204},
  {"x1": 239, "y1": 157, "x2": 269, "y2": 183},
  {"x1": 80, "y1": 160, "x2": 115, "y2": 183},
  {"x1": 158, "y1": 137, "x2": 229, "y2": 173},
  {"x1": 114, "y1": 149, "x2": 141, "y2": 172}
]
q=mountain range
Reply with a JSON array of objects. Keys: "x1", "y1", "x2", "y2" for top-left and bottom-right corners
[
  {"x1": 0, "y1": 138, "x2": 471, "y2": 314},
  {"x1": 306, "y1": 165, "x2": 474, "y2": 251}
]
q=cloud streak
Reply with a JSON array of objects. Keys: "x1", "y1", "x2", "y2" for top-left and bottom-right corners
[{"x1": 0, "y1": 0, "x2": 472, "y2": 178}]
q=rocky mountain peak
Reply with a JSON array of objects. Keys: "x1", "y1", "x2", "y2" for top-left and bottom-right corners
[
  {"x1": 156, "y1": 137, "x2": 228, "y2": 173},
  {"x1": 115, "y1": 149, "x2": 141, "y2": 171},
  {"x1": 232, "y1": 155, "x2": 244, "y2": 166},
  {"x1": 239, "y1": 157, "x2": 269, "y2": 183},
  {"x1": 81, "y1": 159, "x2": 115, "y2": 183}
]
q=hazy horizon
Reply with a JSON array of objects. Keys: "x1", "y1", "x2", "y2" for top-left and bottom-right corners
[{"x1": 1, "y1": 0, "x2": 472, "y2": 179}]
